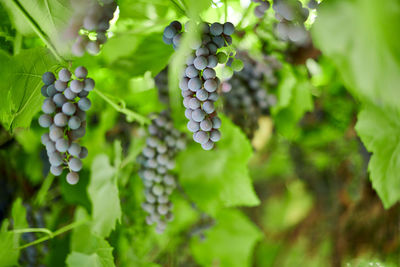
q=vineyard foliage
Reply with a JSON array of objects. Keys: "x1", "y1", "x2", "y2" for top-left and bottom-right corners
[{"x1": 0, "y1": 0, "x2": 399, "y2": 266}]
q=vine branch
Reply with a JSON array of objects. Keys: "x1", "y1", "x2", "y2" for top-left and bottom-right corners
[
  {"x1": 170, "y1": 0, "x2": 187, "y2": 16},
  {"x1": 11, "y1": 0, "x2": 65, "y2": 63},
  {"x1": 94, "y1": 90, "x2": 151, "y2": 125},
  {"x1": 18, "y1": 220, "x2": 88, "y2": 250}
]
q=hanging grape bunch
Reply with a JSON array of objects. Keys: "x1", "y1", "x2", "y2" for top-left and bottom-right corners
[
  {"x1": 162, "y1": 21, "x2": 236, "y2": 150},
  {"x1": 221, "y1": 55, "x2": 277, "y2": 139},
  {"x1": 137, "y1": 111, "x2": 186, "y2": 233},
  {"x1": 252, "y1": 0, "x2": 271, "y2": 18},
  {"x1": 39, "y1": 66, "x2": 94, "y2": 185},
  {"x1": 65, "y1": 0, "x2": 117, "y2": 56},
  {"x1": 272, "y1": 0, "x2": 311, "y2": 45}
]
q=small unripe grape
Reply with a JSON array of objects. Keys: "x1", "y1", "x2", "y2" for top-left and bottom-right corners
[
  {"x1": 78, "y1": 98, "x2": 91, "y2": 111},
  {"x1": 53, "y1": 93, "x2": 67, "y2": 107},
  {"x1": 49, "y1": 126, "x2": 64, "y2": 142},
  {"x1": 207, "y1": 55, "x2": 218, "y2": 68},
  {"x1": 70, "y1": 80, "x2": 84, "y2": 93},
  {"x1": 210, "y1": 129, "x2": 221, "y2": 142},
  {"x1": 223, "y1": 22, "x2": 235, "y2": 35},
  {"x1": 204, "y1": 79, "x2": 218, "y2": 92},
  {"x1": 46, "y1": 84, "x2": 57, "y2": 97},
  {"x1": 84, "y1": 78, "x2": 95, "y2": 91},
  {"x1": 38, "y1": 114, "x2": 52, "y2": 128},
  {"x1": 200, "y1": 119, "x2": 213, "y2": 131},
  {"x1": 64, "y1": 88, "x2": 77, "y2": 100},
  {"x1": 54, "y1": 113, "x2": 68, "y2": 127},
  {"x1": 79, "y1": 146, "x2": 88, "y2": 159},
  {"x1": 201, "y1": 140, "x2": 214, "y2": 150},
  {"x1": 193, "y1": 131, "x2": 209, "y2": 144},
  {"x1": 56, "y1": 138, "x2": 69, "y2": 152},
  {"x1": 42, "y1": 72, "x2": 56, "y2": 85},
  {"x1": 75, "y1": 66, "x2": 88, "y2": 79},
  {"x1": 86, "y1": 41, "x2": 100, "y2": 55},
  {"x1": 49, "y1": 152, "x2": 64, "y2": 166},
  {"x1": 152, "y1": 184, "x2": 164, "y2": 196},
  {"x1": 69, "y1": 157, "x2": 83, "y2": 172},
  {"x1": 58, "y1": 68, "x2": 71, "y2": 82},
  {"x1": 50, "y1": 165, "x2": 63, "y2": 176},
  {"x1": 68, "y1": 143, "x2": 81, "y2": 157},
  {"x1": 196, "y1": 89, "x2": 208, "y2": 101},
  {"x1": 212, "y1": 116, "x2": 221, "y2": 129},
  {"x1": 68, "y1": 116, "x2": 81, "y2": 130},
  {"x1": 203, "y1": 101, "x2": 215, "y2": 114},
  {"x1": 188, "y1": 78, "x2": 202, "y2": 92},
  {"x1": 187, "y1": 120, "x2": 200, "y2": 132},
  {"x1": 55, "y1": 80, "x2": 67, "y2": 92},
  {"x1": 41, "y1": 133, "x2": 51, "y2": 145},
  {"x1": 66, "y1": 172, "x2": 79, "y2": 185},
  {"x1": 188, "y1": 98, "x2": 201, "y2": 109},
  {"x1": 41, "y1": 85, "x2": 49, "y2": 97},
  {"x1": 185, "y1": 65, "x2": 198, "y2": 78},
  {"x1": 62, "y1": 102, "x2": 76, "y2": 115},
  {"x1": 203, "y1": 68, "x2": 216, "y2": 80},
  {"x1": 192, "y1": 109, "x2": 206, "y2": 122},
  {"x1": 193, "y1": 56, "x2": 208, "y2": 70},
  {"x1": 210, "y1": 22, "x2": 223, "y2": 36},
  {"x1": 42, "y1": 99, "x2": 56, "y2": 114}
]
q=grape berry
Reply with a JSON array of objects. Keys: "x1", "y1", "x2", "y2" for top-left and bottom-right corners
[{"x1": 39, "y1": 66, "x2": 94, "y2": 184}]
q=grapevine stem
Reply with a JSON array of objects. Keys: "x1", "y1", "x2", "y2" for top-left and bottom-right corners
[
  {"x1": 94, "y1": 90, "x2": 151, "y2": 125},
  {"x1": 224, "y1": 0, "x2": 228, "y2": 22},
  {"x1": 237, "y1": 2, "x2": 254, "y2": 30},
  {"x1": 13, "y1": 32, "x2": 22, "y2": 55},
  {"x1": 11, "y1": 0, "x2": 65, "y2": 63},
  {"x1": 170, "y1": 0, "x2": 187, "y2": 16},
  {"x1": 12, "y1": 228, "x2": 53, "y2": 237},
  {"x1": 18, "y1": 220, "x2": 88, "y2": 250},
  {"x1": 35, "y1": 173, "x2": 56, "y2": 206}
]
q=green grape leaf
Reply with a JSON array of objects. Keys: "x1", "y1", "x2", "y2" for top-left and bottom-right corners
[
  {"x1": 176, "y1": 115, "x2": 259, "y2": 215},
  {"x1": 109, "y1": 33, "x2": 174, "y2": 77},
  {"x1": 311, "y1": 0, "x2": 400, "y2": 109},
  {"x1": 272, "y1": 64, "x2": 313, "y2": 139},
  {"x1": 88, "y1": 154, "x2": 121, "y2": 238},
  {"x1": 1, "y1": 0, "x2": 72, "y2": 56},
  {"x1": 0, "y1": 221, "x2": 18, "y2": 267},
  {"x1": 0, "y1": 48, "x2": 58, "y2": 132},
  {"x1": 67, "y1": 208, "x2": 115, "y2": 267},
  {"x1": 0, "y1": 198, "x2": 28, "y2": 266},
  {"x1": 355, "y1": 104, "x2": 400, "y2": 208},
  {"x1": 191, "y1": 209, "x2": 262, "y2": 267}
]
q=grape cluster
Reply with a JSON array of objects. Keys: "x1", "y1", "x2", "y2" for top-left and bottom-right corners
[
  {"x1": 272, "y1": 0, "x2": 310, "y2": 46},
  {"x1": 39, "y1": 66, "x2": 94, "y2": 185},
  {"x1": 137, "y1": 111, "x2": 186, "y2": 233},
  {"x1": 252, "y1": 0, "x2": 271, "y2": 18},
  {"x1": 163, "y1": 21, "x2": 235, "y2": 150},
  {"x1": 66, "y1": 0, "x2": 117, "y2": 56},
  {"x1": 221, "y1": 56, "x2": 277, "y2": 139}
]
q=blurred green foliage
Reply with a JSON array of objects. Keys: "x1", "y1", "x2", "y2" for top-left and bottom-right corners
[{"x1": 0, "y1": 0, "x2": 399, "y2": 266}]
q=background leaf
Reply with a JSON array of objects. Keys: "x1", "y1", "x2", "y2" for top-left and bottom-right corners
[
  {"x1": 0, "y1": 47, "x2": 58, "y2": 132},
  {"x1": 88, "y1": 154, "x2": 122, "y2": 238},
  {"x1": 176, "y1": 115, "x2": 260, "y2": 215}
]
